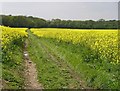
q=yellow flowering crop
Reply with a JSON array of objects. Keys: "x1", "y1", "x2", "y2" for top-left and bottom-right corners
[
  {"x1": 31, "y1": 28, "x2": 118, "y2": 64},
  {"x1": 1, "y1": 26, "x2": 28, "y2": 51}
]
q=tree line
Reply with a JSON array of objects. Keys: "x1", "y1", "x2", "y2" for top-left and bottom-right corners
[{"x1": 0, "y1": 15, "x2": 118, "y2": 29}]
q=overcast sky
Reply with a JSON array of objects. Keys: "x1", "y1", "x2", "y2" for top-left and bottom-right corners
[{"x1": 1, "y1": 2, "x2": 118, "y2": 20}]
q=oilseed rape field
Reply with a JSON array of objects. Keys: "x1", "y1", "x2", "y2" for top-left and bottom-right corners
[
  {"x1": 1, "y1": 26, "x2": 119, "y2": 89},
  {"x1": 31, "y1": 28, "x2": 118, "y2": 64},
  {"x1": 1, "y1": 26, "x2": 27, "y2": 51},
  {"x1": 30, "y1": 28, "x2": 119, "y2": 89}
]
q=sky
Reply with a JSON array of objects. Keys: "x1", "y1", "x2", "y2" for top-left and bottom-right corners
[
  {"x1": 0, "y1": 0, "x2": 119, "y2": 2},
  {"x1": 0, "y1": 1, "x2": 119, "y2": 20}
]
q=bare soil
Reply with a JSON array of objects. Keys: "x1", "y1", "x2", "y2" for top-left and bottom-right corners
[{"x1": 24, "y1": 39, "x2": 43, "y2": 89}]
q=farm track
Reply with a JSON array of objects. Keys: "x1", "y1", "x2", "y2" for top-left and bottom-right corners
[
  {"x1": 24, "y1": 38, "x2": 43, "y2": 89},
  {"x1": 25, "y1": 30, "x2": 91, "y2": 89},
  {"x1": 35, "y1": 36, "x2": 90, "y2": 89},
  {"x1": 39, "y1": 40, "x2": 85, "y2": 88}
]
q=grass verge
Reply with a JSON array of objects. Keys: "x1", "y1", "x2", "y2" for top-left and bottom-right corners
[{"x1": 2, "y1": 38, "x2": 25, "y2": 89}]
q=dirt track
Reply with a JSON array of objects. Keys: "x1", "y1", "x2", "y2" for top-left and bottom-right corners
[{"x1": 24, "y1": 39, "x2": 43, "y2": 89}]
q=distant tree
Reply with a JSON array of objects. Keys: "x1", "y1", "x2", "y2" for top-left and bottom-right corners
[{"x1": 0, "y1": 15, "x2": 118, "y2": 29}]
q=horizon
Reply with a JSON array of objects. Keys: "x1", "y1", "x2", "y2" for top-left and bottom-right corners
[{"x1": 1, "y1": 14, "x2": 118, "y2": 21}]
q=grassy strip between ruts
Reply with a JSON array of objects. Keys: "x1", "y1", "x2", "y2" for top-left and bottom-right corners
[
  {"x1": 40, "y1": 38, "x2": 119, "y2": 89},
  {"x1": 28, "y1": 30, "x2": 119, "y2": 89},
  {"x1": 27, "y1": 30, "x2": 88, "y2": 89}
]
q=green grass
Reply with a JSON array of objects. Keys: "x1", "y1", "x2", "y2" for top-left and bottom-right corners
[
  {"x1": 27, "y1": 30, "x2": 87, "y2": 89},
  {"x1": 42, "y1": 38, "x2": 119, "y2": 89},
  {"x1": 2, "y1": 38, "x2": 25, "y2": 89},
  {"x1": 28, "y1": 30, "x2": 119, "y2": 89},
  {"x1": 2, "y1": 29, "x2": 119, "y2": 89}
]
